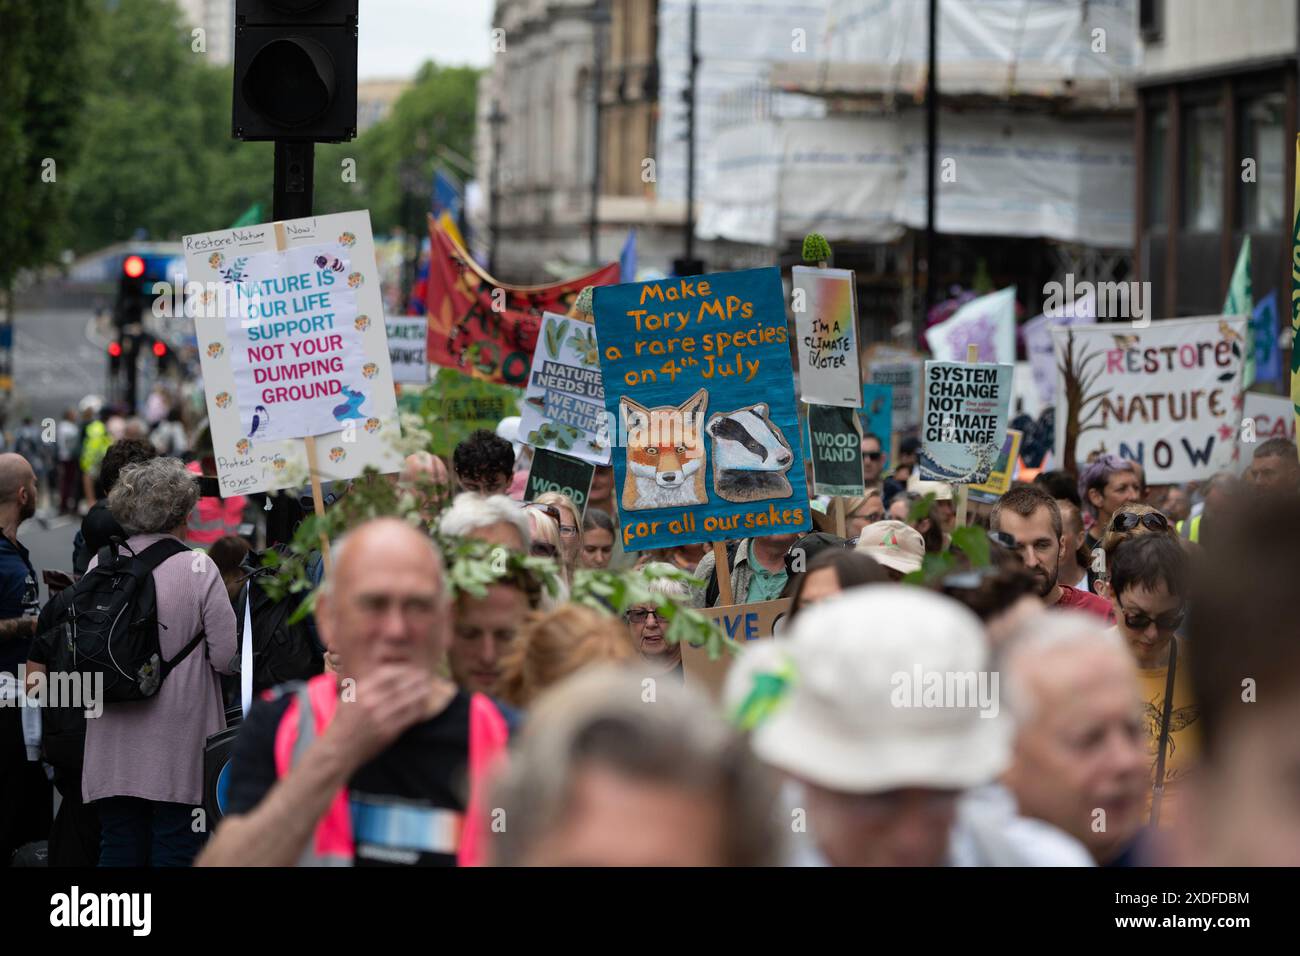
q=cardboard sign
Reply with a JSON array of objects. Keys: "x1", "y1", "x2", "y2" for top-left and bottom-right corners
[
  {"x1": 406, "y1": 367, "x2": 521, "y2": 459},
  {"x1": 525, "y1": 448, "x2": 596, "y2": 516},
  {"x1": 791, "y1": 266, "x2": 861, "y2": 406},
  {"x1": 859, "y1": 382, "x2": 894, "y2": 472},
  {"x1": 968, "y1": 429, "x2": 1024, "y2": 502},
  {"x1": 387, "y1": 316, "x2": 429, "y2": 384},
  {"x1": 519, "y1": 312, "x2": 611, "y2": 465},
  {"x1": 679, "y1": 598, "x2": 792, "y2": 700},
  {"x1": 807, "y1": 404, "x2": 864, "y2": 497},
  {"x1": 183, "y1": 210, "x2": 402, "y2": 496},
  {"x1": 866, "y1": 349, "x2": 925, "y2": 431},
  {"x1": 1052, "y1": 316, "x2": 1247, "y2": 483},
  {"x1": 920, "y1": 360, "x2": 1014, "y2": 484},
  {"x1": 424, "y1": 220, "x2": 618, "y2": 386},
  {"x1": 594, "y1": 268, "x2": 811, "y2": 552}
]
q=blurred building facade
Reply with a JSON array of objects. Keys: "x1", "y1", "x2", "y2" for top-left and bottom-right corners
[
  {"x1": 1134, "y1": 0, "x2": 1296, "y2": 321},
  {"x1": 175, "y1": 0, "x2": 234, "y2": 65},
  {"x1": 357, "y1": 78, "x2": 412, "y2": 133}
]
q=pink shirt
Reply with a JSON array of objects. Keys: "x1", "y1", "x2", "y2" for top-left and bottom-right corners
[{"x1": 82, "y1": 533, "x2": 239, "y2": 806}]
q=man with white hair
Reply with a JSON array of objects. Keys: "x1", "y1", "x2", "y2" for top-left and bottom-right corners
[
  {"x1": 1001, "y1": 611, "x2": 1150, "y2": 865},
  {"x1": 725, "y1": 586, "x2": 1091, "y2": 866},
  {"x1": 438, "y1": 492, "x2": 531, "y2": 552},
  {"x1": 200, "y1": 518, "x2": 510, "y2": 866}
]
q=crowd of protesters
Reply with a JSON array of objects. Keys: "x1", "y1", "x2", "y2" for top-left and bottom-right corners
[{"x1": 1, "y1": 402, "x2": 1299, "y2": 868}]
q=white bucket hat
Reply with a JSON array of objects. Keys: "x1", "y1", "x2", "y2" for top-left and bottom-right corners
[
  {"x1": 733, "y1": 586, "x2": 1011, "y2": 794},
  {"x1": 854, "y1": 519, "x2": 925, "y2": 573}
]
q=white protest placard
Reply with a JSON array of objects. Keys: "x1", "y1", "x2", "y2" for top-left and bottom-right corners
[
  {"x1": 791, "y1": 266, "x2": 861, "y2": 407},
  {"x1": 387, "y1": 316, "x2": 429, "y2": 384},
  {"x1": 919, "y1": 361, "x2": 1014, "y2": 484},
  {"x1": 519, "y1": 312, "x2": 611, "y2": 465},
  {"x1": 1240, "y1": 392, "x2": 1296, "y2": 472},
  {"x1": 927, "y1": 286, "x2": 1017, "y2": 366},
  {"x1": 183, "y1": 210, "x2": 403, "y2": 496},
  {"x1": 1021, "y1": 290, "x2": 1095, "y2": 409},
  {"x1": 1052, "y1": 316, "x2": 1247, "y2": 483}
]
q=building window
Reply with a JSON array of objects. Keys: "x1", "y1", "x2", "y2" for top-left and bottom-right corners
[
  {"x1": 1182, "y1": 102, "x2": 1223, "y2": 233},
  {"x1": 1140, "y1": 0, "x2": 1163, "y2": 43},
  {"x1": 1146, "y1": 106, "x2": 1168, "y2": 227},
  {"x1": 1239, "y1": 91, "x2": 1286, "y2": 231}
]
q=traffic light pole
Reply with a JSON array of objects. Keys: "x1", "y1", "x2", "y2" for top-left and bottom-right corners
[
  {"x1": 273, "y1": 141, "x2": 315, "y2": 221},
  {"x1": 265, "y1": 139, "x2": 316, "y2": 547}
]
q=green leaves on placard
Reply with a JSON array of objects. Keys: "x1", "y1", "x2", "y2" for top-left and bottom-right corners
[{"x1": 802, "y1": 232, "x2": 832, "y2": 264}]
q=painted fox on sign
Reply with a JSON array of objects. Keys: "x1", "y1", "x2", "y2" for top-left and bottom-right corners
[{"x1": 620, "y1": 389, "x2": 709, "y2": 510}]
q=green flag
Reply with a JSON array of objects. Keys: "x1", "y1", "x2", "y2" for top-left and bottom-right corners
[
  {"x1": 1224, "y1": 236, "x2": 1253, "y2": 386},
  {"x1": 229, "y1": 202, "x2": 264, "y2": 228}
]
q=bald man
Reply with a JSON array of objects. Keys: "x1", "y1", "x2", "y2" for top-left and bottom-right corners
[
  {"x1": 0, "y1": 453, "x2": 46, "y2": 863},
  {"x1": 1002, "y1": 614, "x2": 1150, "y2": 865},
  {"x1": 397, "y1": 451, "x2": 451, "y2": 525},
  {"x1": 200, "y1": 518, "x2": 510, "y2": 867}
]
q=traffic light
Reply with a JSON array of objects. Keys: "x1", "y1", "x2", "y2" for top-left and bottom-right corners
[
  {"x1": 108, "y1": 341, "x2": 122, "y2": 374},
  {"x1": 115, "y1": 255, "x2": 150, "y2": 330},
  {"x1": 232, "y1": 1, "x2": 359, "y2": 143}
]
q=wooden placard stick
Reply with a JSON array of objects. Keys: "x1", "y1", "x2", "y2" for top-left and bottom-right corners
[
  {"x1": 834, "y1": 496, "x2": 847, "y2": 538},
  {"x1": 274, "y1": 222, "x2": 332, "y2": 577},
  {"x1": 712, "y1": 540, "x2": 735, "y2": 607},
  {"x1": 954, "y1": 343, "x2": 978, "y2": 529}
]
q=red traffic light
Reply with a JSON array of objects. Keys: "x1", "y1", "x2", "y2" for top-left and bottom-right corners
[
  {"x1": 152, "y1": 340, "x2": 167, "y2": 358},
  {"x1": 108, "y1": 342, "x2": 123, "y2": 358},
  {"x1": 123, "y1": 255, "x2": 145, "y2": 279}
]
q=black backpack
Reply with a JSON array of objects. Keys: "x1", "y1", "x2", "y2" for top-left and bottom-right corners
[
  {"x1": 33, "y1": 587, "x2": 84, "y2": 773},
  {"x1": 48, "y1": 538, "x2": 204, "y2": 703},
  {"x1": 236, "y1": 549, "x2": 324, "y2": 693}
]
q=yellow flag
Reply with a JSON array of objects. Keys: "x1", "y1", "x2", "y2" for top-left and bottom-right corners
[{"x1": 438, "y1": 211, "x2": 466, "y2": 252}]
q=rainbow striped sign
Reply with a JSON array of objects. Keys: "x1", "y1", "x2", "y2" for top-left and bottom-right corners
[{"x1": 791, "y1": 266, "x2": 862, "y2": 407}]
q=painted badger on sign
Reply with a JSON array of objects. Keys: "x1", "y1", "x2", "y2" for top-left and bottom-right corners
[{"x1": 706, "y1": 403, "x2": 794, "y2": 503}]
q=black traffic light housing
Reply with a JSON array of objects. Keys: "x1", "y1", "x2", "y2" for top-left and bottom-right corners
[
  {"x1": 114, "y1": 255, "x2": 150, "y2": 331},
  {"x1": 232, "y1": 0, "x2": 358, "y2": 143}
]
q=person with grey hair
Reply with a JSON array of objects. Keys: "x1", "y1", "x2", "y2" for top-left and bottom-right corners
[
  {"x1": 623, "y1": 563, "x2": 691, "y2": 679},
  {"x1": 1000, "y1": 611, "x2": 1150, "y2": 865},
  {"x1": 438, "y1": 491, "x2": 532, "y2": 552},
  {"x1": 490, "y1": 666, "x2": 780, "y2": 866},
  {"x1": 81, "y1": 457, "x2": 239, "y2": 866}
]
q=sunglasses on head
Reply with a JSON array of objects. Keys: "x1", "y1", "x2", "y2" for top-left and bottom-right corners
[
  {"x1": 1119, "y1": 603, "x2": 1185, "y2": 633},
  {"x1": 528, "y1": 503, "x2": 562, "y2": 525},
  {"x1": 1110, "y1": 511, "x2": 1169, "y2": 534}
]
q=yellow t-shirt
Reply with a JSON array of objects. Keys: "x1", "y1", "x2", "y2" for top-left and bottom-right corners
[{"x1": 1137, "y1": 647, "x2": 1199, "y2": 829}]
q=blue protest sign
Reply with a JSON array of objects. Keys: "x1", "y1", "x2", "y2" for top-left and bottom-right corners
[
  {"x1": 593, "y1": 268, "x2": 811, "y2": 552},
  {"x1": 860, "y1": 383, "x2": 894, "y2": 472}
]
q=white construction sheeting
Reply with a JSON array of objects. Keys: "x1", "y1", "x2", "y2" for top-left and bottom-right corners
[{"x1": 698, "y1": 109, "x2": 1134, "y2": 248}]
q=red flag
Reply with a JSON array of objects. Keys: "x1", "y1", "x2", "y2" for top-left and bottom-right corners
[{"x1": 424, "y1": 216, "x2": 619, "y2": 386}]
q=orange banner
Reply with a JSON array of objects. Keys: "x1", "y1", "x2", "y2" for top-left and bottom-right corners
[{"x1": 424, "y1": 216, "x2": 620, "y2": 386}]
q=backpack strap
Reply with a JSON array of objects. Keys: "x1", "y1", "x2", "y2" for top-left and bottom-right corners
[
  {"x1": 458, "y1": 693, "x2": 509, "y2": 867},
  {"x1": 1150, "y1": 638, "x2": 1179, "y2": 826},
  {"x1": 139, "y1": 538, "x2": 207, "y2": 678}
]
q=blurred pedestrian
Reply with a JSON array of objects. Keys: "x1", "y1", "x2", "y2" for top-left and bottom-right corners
[
  {"x1": 490, "y1": 666, "x2": 779, "y2": 866},
  {"x1": 439, "y1": 492, "x2": 531, "y2": 552},
  {"x1": 56, "y1": 408, "x2": 81, "y2": 515},
  {"x1": 450, "y1": 555, "x2": 543, "y2": 696},
  {"x1": 692, "y1": 533, "x2": 797, "y2": 608},
  {"x1": 452, "y1": 429, "x2": 514, "y2": 496},
  {"x1": 531, "y1": 491, "x2": 582, "y2": 568},
  {"x1": 71, "y1": 438, "x2": 157, "y2": 576},
  {"x1": 1245, "y1": 437, "x2": 1299, "y2": 495},
  {"x1": 578, "y1": 507, "x2": 615, "y2": 569},
  {"x1": 83, "y1": 458, "x2": 238, "y2": 866},
  {"x1": 496, "y1": 605, "x2": 634, "y2": 709},
  {"x1": 783, "y1": 548, "x2": 887, "y2": 618},
  {"x1": 624, "y1": 563, "x2": 690, "y2": 680},
  {"x1": 1078, "y1": 455, "x2": 1142, "y2": 552}
]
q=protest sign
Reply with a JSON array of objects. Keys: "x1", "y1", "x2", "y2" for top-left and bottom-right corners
[
  {"x1": 1240, "y1": 392, "x2": 1296, "y2": 473},
  {"x1": 680, "y1": 599, "x2": 791, "y2": 700},
  {"x1": 807, "y1": 404, "x2": 864, "y2": 497},
  {"x1": 919, "y1": 360, "x2": 1014, "y2": 484},
  {"x1": 926, "y1": 286, "x2": 1017, "y2": 366},
  {"x1": 1052, "y1": 316, "x2": 1247, "y2": 483},
  {"x1": 790, "y1": 266, "x2": 861, "y2": 406},
  {"x1": 424, "y1": 219, "x2": 618, "y2": 386},
  {"x1": 1250, "y1": 290, "x2": 1282, "y2": 385},
  {"x1": 969, "y1": 429, "x2": 1024, "y2": 503},
  {"x1": 866, "y1": 348, "x2": 925, "y2": 431},
  {"x1": 593, "y1": 268, "x2": 811, "y2": 552},
  {"x1": 407, "y1": 367, "x2": 521, "y2": 459},
  {"x1": 183, "y1": 210, "x2": 402, "y2": 496},
  {"x1": 1021, "y1": 292, "x2": 1096, "y2": 409},
  {"x1": 387, "y1": 316, "x2": 429, "y2": 384},
  {"x1": 525, "y1": 448, "x2": 596, "y2": 516},
  {"x1": 519, "y1": 312, "x2": 611, "y2": 465},
  {"x1": 860, "y1": 382, "x2": 894, "y2": 471}
]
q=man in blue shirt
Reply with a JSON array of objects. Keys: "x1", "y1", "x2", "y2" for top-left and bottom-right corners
[{"x1": 0, "y1": 453, "x2": 49, "y2": 864}]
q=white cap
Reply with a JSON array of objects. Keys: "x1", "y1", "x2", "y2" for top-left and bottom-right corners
[
  {"x1": 733, "y1": 586, "x2": 1011, "y2": 794},
  {"x1": 907, "y1": 470, "x2": 954, "y2": 501},
  {"x1": 854, "y1": 519, "x2": 926, "y2": 573},
  {"x1": 497, "y1": 416, "x2": 523, "y2": 457}
]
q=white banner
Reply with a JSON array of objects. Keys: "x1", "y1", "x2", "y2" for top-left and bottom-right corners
[
  {"x1": 387, "y1": 316, "x2": 429, "y2": 384},
  {"x1": 1240, "y1": 392, "x2": 1296, "y2": 473},
  {"x1": 1052, "y1": 316, "x2": 1248, "y2": 484},
  {"x1": 927, "y1": 287, "x2": 1018, "y2": 366}
]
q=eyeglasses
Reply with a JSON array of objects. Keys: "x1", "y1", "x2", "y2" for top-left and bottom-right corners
[
  {"x1": 863, "y1": 451, "x2": 883, "y2": 462},
  {"x1": 530, "y1": 542, "x2": 559, "y2": 559},
  {"x1": 1118, "y1": 603, "x2": 1185, "y2": 633},
  {"x1": 1110, "y1": 512, "x2": 1169, "y2": 534},
  {"x1": 625, "y1": 608, "x2": 662, "y2": 624},
  {"x1": 558, "y1": 524, "x2": 578, "y2": 538}
]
